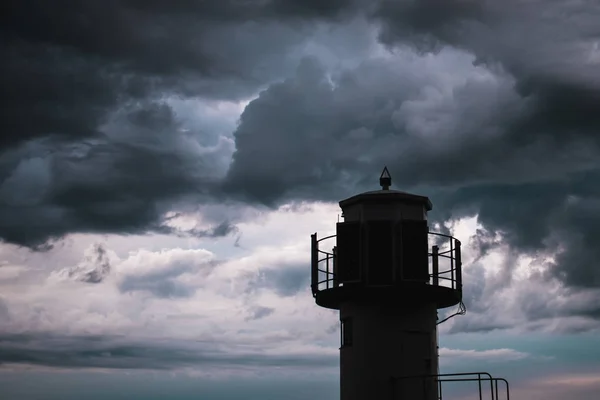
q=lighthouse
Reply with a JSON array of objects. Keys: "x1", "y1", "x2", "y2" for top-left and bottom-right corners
[{"x1": 310, "y1": 167, "x2": 463, "y2": 400}]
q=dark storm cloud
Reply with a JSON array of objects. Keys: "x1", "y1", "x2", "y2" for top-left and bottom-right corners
[
  {"x1": 186, "y1": 221, "x2": 239, "y2": 239},
  {"x1": 449, "y1": 175, "x2": 600, "y2": 289},
  {"x1": 446, "y1": 234, "x2": 600, "y2": 335},
  {"x1": 0, "y1": 0, "x2": 363, "y2": 148},
  {"x1": 13, "y1": 1, "x2": 374, "y2": 211},
  {"x1": 0, "y1": 101, "x2": 232, "y2": 249},
  {"x1": 225, "y1": 53, "x2": 571, "y2": 202},
  {"x1": 0, "y1": 0, "x2": 365, "y2": 248},
  {"x1": 224, "y1": 1, "x2": 600, "y2": 307},
  {"x1": 0, "y1": 333, "x2": 336, "y2": 370},
  {"x1": 226, "y1": 50, "x2": 597, "y2": 203}
]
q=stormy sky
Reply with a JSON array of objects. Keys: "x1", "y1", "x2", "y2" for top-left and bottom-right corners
[{"x1": 2, "y1": 0, "x2": 600, "y2": 398}]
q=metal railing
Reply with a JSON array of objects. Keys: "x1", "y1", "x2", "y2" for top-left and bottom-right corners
[
  {"x1": 311, "y1": 233, "x2": 337, "y2": 294},
  {"x1": 429, "y1": 232, "x2": 462, "y2": 292},
  {"x1": 311, "y1": 231, "x2": 462, "y2": 296},
  {"x1": 390, "y1": 372, "x2": 510, "y2": 400}
]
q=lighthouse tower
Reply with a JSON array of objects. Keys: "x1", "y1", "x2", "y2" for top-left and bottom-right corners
[{"x1": 310, "y1": 167, "x2": 463, "y2": 400}]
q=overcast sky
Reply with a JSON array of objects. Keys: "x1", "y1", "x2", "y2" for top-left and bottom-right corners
[{"x1": 2, "y1": 1, "x2": 600, "y2": 399}]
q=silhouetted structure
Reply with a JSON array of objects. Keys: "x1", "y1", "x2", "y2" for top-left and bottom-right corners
[{"x1": 310, "y1": 167, "x2": 510, "y2": 400}]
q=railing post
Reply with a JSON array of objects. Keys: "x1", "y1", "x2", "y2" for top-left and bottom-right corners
[
  {"x1": 332, "y1": 246, "x2": 339, "y2": 287},
  {"x1": 326, "y1": 254, "x2": 330, "y2": 290},
  {"x1": 502, "y1": 378, "x2": 510, "y2": 400},
  {"x1": 450, "y1": 238, "x2": 455, "y2": 288},
  {"x1": 455, "y1": 240, "x2": 462, "y2": 292},
  {"x1": 432, "y1": 245, "x2": 439, "y2": 287},
  {"x1": 495, "y1": 379, "x2": 499, "y2": 400},
  {"x1": 311, "y1": 233, "x2": 318, "y2": 296}
]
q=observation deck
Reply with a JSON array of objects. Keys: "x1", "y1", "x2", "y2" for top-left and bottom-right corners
[{"x1": 310, "y1": 230, "x2": 463, "y2": 310}]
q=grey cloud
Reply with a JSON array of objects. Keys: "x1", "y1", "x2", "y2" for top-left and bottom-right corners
[
  {"x1": 439, "y1": 175, "x2": 600, "y2": 289},
  {"x1": 117, "y1": 257, "x2": 219, "y2": 299},
  {"x1": 118, "y1": 279, "x2": 195, "y2": 299},
  {"x1": 326, "y1": 322, "x2": 339, "y2": 335},
  {"x1": 372, "y1": 1, "x2": 600, "y2": 188},
  {"x1": 264, "y1": 267, "x2": 310, "y2": 297},
  {"x1": 458, "y1": 264, "x2": 487, "y2": 314},
  {"x1": 0, "y1": 297, "x2": 10, "y2": 322},
  {"x1": 375, "y1": 1, "x2": 600, "y2": 86},
  {"x1": 188, "y1": 221, "x2": 239, "y2": 239},
  {"x1": 225, "y1": 27, "x2": 600, "y2": 324},
  {"x1": 0, "y1": 0, "x2": 363, "y2": 150},
  {"x1": 52, "y1": 240, "x2": 219, "y2": 300},
  {"x1": 246, "y1": 263, "x2": 310, "y2": 298},
  {"x1": 4, "y1": 0, "x2": 600, "y2": 333},
  {"x1": 548, "y1": 196, "x2": 600, "y2": 288},
  {"x1": 0, "y1": 101, "x2": 234, "y2": 249},
  {"x1": 0, "y1": 0, "x2": 370, "y2": 249},
  {"x1": 225, "y1": 52, "x2": 597, "y2": 205},
  {"x1": 246, "y1": 306, "x2": 276, "y2": 321},
  {"x1": 0, "y1": 332, "x2": 337, "y2": 371},
  {"x1": 374, "y1": 0, "x2": 600, "y2": 290},
  {"x1": 447, "y1": 251, "x2": 600, "y2": 335},
  {"x1": 157, "y1": 220, "x2": 240, "y2": 240},
  {"x1": 225, "y1": 52, "x2": 591, "y2": 205},
  {"x1": 224, "y1": 55, "x2": 430, "y2": 204},
  {"x1": 61, "y1": 243, "x2": 112, "y2": 284}
]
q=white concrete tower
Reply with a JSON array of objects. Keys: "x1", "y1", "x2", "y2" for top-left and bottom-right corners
[{"x1": 311, "y1": 167, "x2": 463, "y2": 400}]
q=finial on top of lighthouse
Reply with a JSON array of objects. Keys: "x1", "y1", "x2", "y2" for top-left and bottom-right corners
[{"x1": 379, "y1": 166, "x2": 391, "y2": 190}]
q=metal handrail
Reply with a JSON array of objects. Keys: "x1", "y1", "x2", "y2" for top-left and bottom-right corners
[
  {"x1": 316, "y1": 234, "x2": 336, "y2": 243},
  {"x1": 317, "y1": 248, "x2": 333, "y2": 254},
  {"x1": 390, "y1": 372, "x2": 510, "y2": 400},
  {"x1": 317, "y1": 269, "x2": 334, "y2": 275}
]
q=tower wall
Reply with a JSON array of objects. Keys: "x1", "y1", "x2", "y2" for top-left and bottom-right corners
[
  {"x1": 342, "y1": 202, "x2": 426, "y2": 222},
  {"x1": 337, "y1": 191, "x2": 437, "y2": 400},
  {"x1": 340, "y1": 301, "x2": 438, "y2": 400}
]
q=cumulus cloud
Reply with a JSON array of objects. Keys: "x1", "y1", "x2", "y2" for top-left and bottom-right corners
[
  {"x1": 0, "y1": 208, "x2": 339, "y2": 369},
  {"x1": 440, "y1": 221, "x2": 600, "y2": 334}
]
